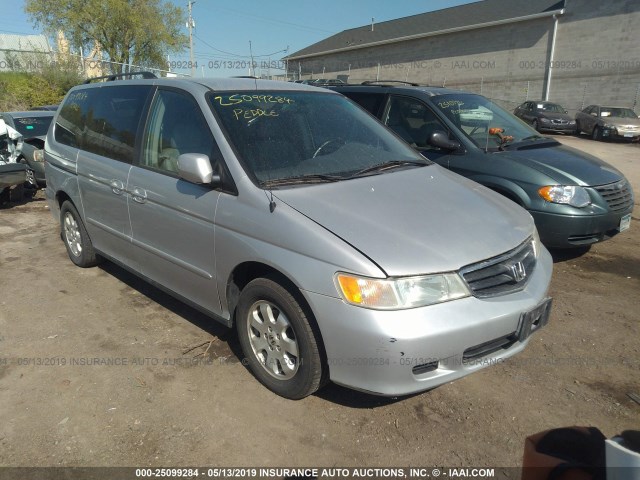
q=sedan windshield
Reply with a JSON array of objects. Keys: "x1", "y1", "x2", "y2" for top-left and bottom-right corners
[
  {"x1": 210, "y1": 91, "x2": 427, "y2": 186},
  {"x1": 11, "y1": 115, "x2": 53, "y2": 137},
  {"x1": 536, "y1": 103, "x2": 565, "y2": 113},
  {"x1": 600, "y1": 107, "x2": 638, "y2": 119},
  {"x1": 433, "y1": 94, "x2": 538, "y2": 150}
]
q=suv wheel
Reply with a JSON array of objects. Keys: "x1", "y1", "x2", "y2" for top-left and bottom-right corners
[
  {"x1": 592, "y1": 126, "x2": 602, "y2": 141},
  {"x1": 236, "y1": 277, "x2": 325, "y2": 399},
  {"x1": 60, "y1": 201, "x2": 101, "y2": 267}
]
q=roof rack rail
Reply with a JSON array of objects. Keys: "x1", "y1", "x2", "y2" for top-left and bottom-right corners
[
  {"x1": 361, "y1": 80, "x2": 421, "y2": 86},
  {"x1": 83, "y1": 71, "x2": 158, "y2": 84},
  {"x1": 231, "y1": 75, "x2": 259, "y2": 79}
]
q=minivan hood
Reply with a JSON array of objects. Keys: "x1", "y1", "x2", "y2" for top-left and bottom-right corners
[
  {"x1": 499, "y1": 143, "x2": 624, "y2": 186},
  {"x1": 273, "y1": 166, "x2": 533, "y2": 276}
]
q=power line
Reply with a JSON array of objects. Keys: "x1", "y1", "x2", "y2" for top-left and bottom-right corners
[
  {"x1": 209, "y1": 6, "x2": 336, "y2": 34},
  {"x1": 192, "y1": 33, "x2": 287, "y2": 59}
]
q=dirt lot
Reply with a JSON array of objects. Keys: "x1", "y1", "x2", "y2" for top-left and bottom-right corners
[{"x1": 0, "y1": 136, "x2": 638, "y2": 470}]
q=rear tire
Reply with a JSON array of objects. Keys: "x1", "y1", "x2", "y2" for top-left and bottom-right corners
[
  {"x1": 236, "y1": 276, "x2": 325, "y2": 399},
  {"x1": 60, "y1": 200, "x2": 101, "y2": 268}
]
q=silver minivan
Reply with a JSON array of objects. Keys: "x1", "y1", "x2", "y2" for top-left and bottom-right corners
[{"x1": 45, "y1": 77, "x2": 553, "y2": 399}]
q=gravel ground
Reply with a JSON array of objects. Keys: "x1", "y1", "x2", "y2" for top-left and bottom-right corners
[{"x1": 0, "y1": 135, "x2": 638, "y2": 471}]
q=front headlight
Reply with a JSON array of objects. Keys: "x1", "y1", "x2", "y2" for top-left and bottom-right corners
[
  {"x1": 335, "y1": 272, "x2": 470, "y2": 310},
  {"x1": 569, "y1": 120, "x2": 576, "y2": 125},
  {"x1": 33, "y1": 150, "x2": 44, "y2": 162},
  {"x1": 539, "y1": 117, "x2": 550, "y2": 123},
  {"x1": 538, "y1": 185, "x2": 591, "y2": 208}
]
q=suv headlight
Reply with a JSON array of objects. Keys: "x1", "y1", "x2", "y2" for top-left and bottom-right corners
[
  {"x1": 335, "y1": 272, "x2": 470, "y2": 310},
  {"x1": 538, "y1": 185, "x2": 591, "y2": 208}
]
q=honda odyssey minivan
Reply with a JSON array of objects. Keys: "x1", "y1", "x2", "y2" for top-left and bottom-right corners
[{"x1": 45, "y1": 76, "x2": 552, "y2": 399}]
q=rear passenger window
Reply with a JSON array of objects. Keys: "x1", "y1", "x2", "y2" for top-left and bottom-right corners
[
  {"x1": 344, "y1": 93, "x2": 385, "y2": 117},
  {"x1": 55, "y1": 86, "x2": 151, "y2": 162}
]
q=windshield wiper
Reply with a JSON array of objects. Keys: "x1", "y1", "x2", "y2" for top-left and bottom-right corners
[
  {"x1": 520, "y1": 135, "x2": 544, "y2": 141},
  {"x1": 261, "y1": 173, "x2": 343, "y2": 187},
  {"x1": 348, "y1": 160, "x2": 428, "y2": 178},
  {"x1": 503, "y1": 135, "x2": 560, "y2": 150}
]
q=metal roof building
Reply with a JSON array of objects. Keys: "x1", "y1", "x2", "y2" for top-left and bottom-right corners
[
  {"x1": 0, "y1": 33, "x2": 52, "y2": 72},
  {"x1": 285, "y1": 0, "x2": 640, "y2": 112}
]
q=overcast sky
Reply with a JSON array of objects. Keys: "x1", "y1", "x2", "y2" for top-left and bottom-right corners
[{"x1": 2, "y1": 0, "x2": 478, "y2": 77}]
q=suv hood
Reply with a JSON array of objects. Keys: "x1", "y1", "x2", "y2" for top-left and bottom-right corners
[
  {"x1": 499, "y1": 143, "x2": 624, "y2": 186},
  {"x1": 274, "y1": 166, "x2": 533, "y2": 276}
]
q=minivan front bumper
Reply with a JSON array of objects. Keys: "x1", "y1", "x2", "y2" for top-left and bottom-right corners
[
  {"x1": 532, "y1": 208, "x2": 633, "y2": 248},
  {"x1": 303, "y1": 248, "x2": 553, "y2": 396}
]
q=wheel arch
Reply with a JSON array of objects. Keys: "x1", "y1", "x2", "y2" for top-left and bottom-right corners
[
  {"x1": 469, "y1": 176, "x2": 531, "y2": 209},
  {"x1": 226, "y1": 262, "x2": 306, "y2": 327},
  {"x1": 227, "y1": 261, "x2": 329, "y2": 381}
]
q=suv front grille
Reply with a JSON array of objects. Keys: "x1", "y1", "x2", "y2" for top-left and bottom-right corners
[
  {"x1": 460, "y1": 239, "x2": 536, "y2": 298},
  {"x1": 594, "y1": 180, "x2": 633, "y2": 212}
]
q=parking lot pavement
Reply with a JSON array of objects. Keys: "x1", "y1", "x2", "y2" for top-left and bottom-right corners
[{"x1": 0, "y1": 137, "x2": 638, "y2": 468}]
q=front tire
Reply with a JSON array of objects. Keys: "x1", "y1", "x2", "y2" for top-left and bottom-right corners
[
  {"x1": 532, "y1": 119, "x2": 539, "y2": 131},
  {"x1": 60, "y1": 201, "x2": 101, "y2": 267},
  {"x1": 592, "y1": 126, "x2": 602, "y2": 141},
  {"x1": 236, "y1": 277, "x2": 325, "y2": 399}
]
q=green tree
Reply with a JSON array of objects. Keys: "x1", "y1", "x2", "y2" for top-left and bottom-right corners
[{"x1": 25, "y1": 0, "x2": 188, "y2": 74}]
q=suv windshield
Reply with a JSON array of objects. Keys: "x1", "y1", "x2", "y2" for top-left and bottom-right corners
[
  {"x1": 210, "y1": 91, "x2": 427, "y2": 186},
  {"x1": 433, "y1": 94, "x2": 538, "y2": 150}
]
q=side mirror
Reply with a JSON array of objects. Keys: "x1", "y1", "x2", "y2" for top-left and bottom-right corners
[
  {"x1": 564, "y1": 110, "x2": 568, "y2": 114},
  {"x1": 177, "y1": 153, "x2": 220, "y2": 185},
  {"x1": 428, "y1": 130, "x2": 461, "y2": 151}
]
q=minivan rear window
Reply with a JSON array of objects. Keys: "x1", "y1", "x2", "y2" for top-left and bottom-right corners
[
  {"x1": 55, "y1": 85, "x2": 151, "y2": 163},
  {"x1": 210, "y1": 91, "x2": 426, "y2": 185}
]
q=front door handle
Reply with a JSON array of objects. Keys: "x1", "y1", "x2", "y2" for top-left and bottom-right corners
[
  {"x1": 131, "y1": 186, "x2": 147, "y2": 204},
  {"x1": 110, "y1": 179, "x2": 125, "y2": 195}
]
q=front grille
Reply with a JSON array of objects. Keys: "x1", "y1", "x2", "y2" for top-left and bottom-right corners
[
  {"x1": 551, "y1": 119, "x2": 567, "y2": 124},
  {"x1": 594, "y1": 180, "x2": 633, "y2": 212},
  {"x1": 460, "y1": 239, "x2": 536, "y2": 298}
]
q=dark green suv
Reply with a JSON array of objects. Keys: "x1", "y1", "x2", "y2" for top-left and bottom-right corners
[{"x1": 331, "y1": 83, "x2": 633, "y2": 248}]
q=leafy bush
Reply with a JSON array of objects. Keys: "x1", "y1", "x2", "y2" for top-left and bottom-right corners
[
  {"x1": 0, "y1": 52, "x2": 84, "y2": 111},
  {"x1": 0, "y1": 72, "x2": 65, "y2": 111}
]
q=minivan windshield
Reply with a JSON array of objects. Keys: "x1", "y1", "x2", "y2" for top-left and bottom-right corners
[
  {"x1": 433, "y1": 94, "x2": 539, "y2": 151},
  {"x1": 210, "y1": 91, "x2": 428, "y2": 186}
]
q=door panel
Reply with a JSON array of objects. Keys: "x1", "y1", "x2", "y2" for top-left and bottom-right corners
[
  {"x1": 128, "y1": 88, "x2": 222, "y2": 315},
  {"x1": 75, "y1": 85, "x2": 151, "y2": 266}
]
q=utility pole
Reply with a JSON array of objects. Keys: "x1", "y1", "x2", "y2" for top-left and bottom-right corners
[
  {"x1": 187, "y1": 1, "x2": 196, "y2": 77},
  {"x1": 249, "y1": 41, "x2": 255, "y2": 77}
]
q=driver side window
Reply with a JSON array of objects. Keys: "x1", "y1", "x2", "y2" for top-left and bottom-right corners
[
  {"x1": 142, "y1": 89, "x2": 216, "y2": 175},
  {"x1": 384, "y1": 96, "x2": 451, "y2": 152}
]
